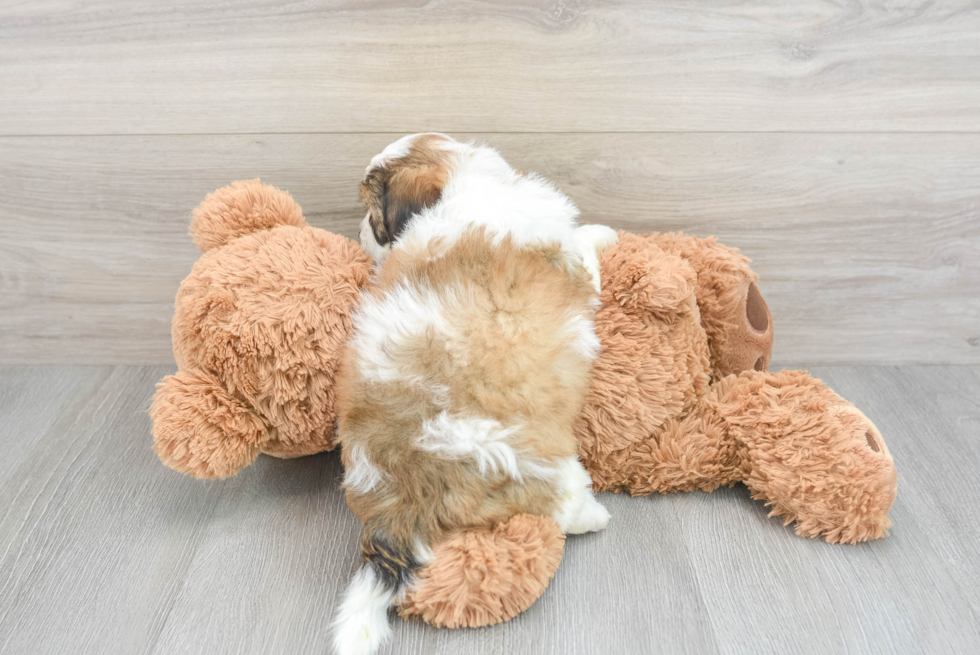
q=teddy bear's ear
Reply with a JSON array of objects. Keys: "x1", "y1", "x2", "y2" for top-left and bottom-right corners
[
  {"x1": 190, "y1": 179, "x2": 308, "y2": 252},
  {"x1": 602, "y1": 233, "x2": 697, "y2": 315},
  {"x1": 151, "y1": 369, "x2": 270, "y2": 479}
]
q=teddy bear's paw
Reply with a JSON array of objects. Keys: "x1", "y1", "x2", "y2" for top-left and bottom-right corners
[
  {"x1": 151, "y1": 369, "x2": 270, "y2": 479},
  {"x1": 807, "y1": 400, "x2": 897, "y2": 544},
  {"x1": 736, "y1": 371, "x2": 898, "y2": 544}
]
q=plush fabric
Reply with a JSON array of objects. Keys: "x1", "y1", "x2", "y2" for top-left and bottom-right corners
[
  {"x1": 151, "y1": 182, "x2": 897, "y2": 630},
  {"x1": 651, "y1": 232, "x2": 774, "y2": 378},
  {"x1": 151, "y1": 368, "x2": 269, "y2": 479},
  {"x1": 398, "y1": 514, "x2": 565, "y2": 628},
  {"x1": 401, "y1": 231, "x2": 896, "y2": 626},
  {"x1": 151, "y1": 180, "x2": 372, "y2": 478},
  {"x1": 190, "y1": 179, "x2": 307, "y2": 252}
]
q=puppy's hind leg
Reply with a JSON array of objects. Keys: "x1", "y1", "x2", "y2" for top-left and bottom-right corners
[{"x1": 552, "y1": 456, "x2": 610, "y2": 534}]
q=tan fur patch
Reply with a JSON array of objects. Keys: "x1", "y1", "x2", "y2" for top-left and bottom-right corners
[{"x1": 338, "y1": 227, "x2": 597, "y2": 552}]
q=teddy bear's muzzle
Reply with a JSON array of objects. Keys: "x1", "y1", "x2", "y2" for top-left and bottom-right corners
[{"x1": 715, "y1": 280, "x2": 774, "y2": 377}]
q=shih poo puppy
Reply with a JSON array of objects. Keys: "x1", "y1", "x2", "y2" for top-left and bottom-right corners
[{"x1": 333, "y1": 133, "x2": 617, "y2": 655}]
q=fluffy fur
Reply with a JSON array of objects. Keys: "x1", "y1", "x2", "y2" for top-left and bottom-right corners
[
  {"x1": 398, "y1": 514, "x2": 566, "y2": 628},
  {"x1": 151, "y1": 180, "x2": 372, "y2": 478},
  {"x1": 334, "y1": 135, "x2": 611, "y2": 655},
  {"x1": 152, "y1": 181, "x2": 897, "y2": 635},
  {"x1": 331, "y1": 565, "x2": 398, "y2": 655},
  {"x1": 394, "y1": 231, "x2": 896, "y2": 627},
  {"x1": 576, "y1": 231, "x2": 896, "y2": 542}
]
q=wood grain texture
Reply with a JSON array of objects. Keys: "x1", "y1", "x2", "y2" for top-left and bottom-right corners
[
  {"x1": 1, "y1": 133, "x2": 977, "y2": 365},
  {"x1": 2, "y1": 1, "x2": 980, "y2": 134},
  {"x1": 679, "y1": 364, "x2": 980, "y2": 655},
  {"x1": 0, "y1": 366, "x2": 226, "y2": 655},
  {"x1": 0, "y1": 365, "x2": 978, "y2": 654}
]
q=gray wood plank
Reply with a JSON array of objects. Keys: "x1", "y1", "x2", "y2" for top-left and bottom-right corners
[
  {"x1": 2, "y1": 133, "x2": 977, "y2": 365},
  {"x1": 0, "y1": 366, "x2": 105, "y2": 485},
  {"x1": 2, "y1": 1, "x2": 979, "y2": 134},
  {"x1": 148, "y1": 449, "x2": 358, "y2": 655},
  {"x1": 0, "y1": 365, "x2": 225, "y2": 655},
  {"x1": 2, "y1": 365, "x2": 979, "y2": 654},
  {"x1": 150, "y1": 473, "x2": 719, "y2": 655},
  {"x1": 812, "y1": 366, "x2": 980, "y2": 621},
  {"x1": 677, "y1": 364, "x2": 980, "y2": 655}
]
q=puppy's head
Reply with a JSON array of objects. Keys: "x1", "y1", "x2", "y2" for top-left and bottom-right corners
[{"x1": 358, "y1": 133, "x2": 459, "y2": 264}]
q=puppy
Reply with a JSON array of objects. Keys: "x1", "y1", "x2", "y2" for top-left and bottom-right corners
[{"x1": 333, "y1": 134, "x2": 617, "y2": 655}]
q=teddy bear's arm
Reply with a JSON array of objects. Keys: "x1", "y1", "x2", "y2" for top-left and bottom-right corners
[{"x1": 151, "y1": 368, "x2": 271, "y2": 479}]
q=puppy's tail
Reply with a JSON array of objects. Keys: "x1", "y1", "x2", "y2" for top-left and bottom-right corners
[{"x1": 332, "y1": 519, "x2": 426, "y2": 655}]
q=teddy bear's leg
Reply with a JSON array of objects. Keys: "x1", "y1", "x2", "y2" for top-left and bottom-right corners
[
  {"x1": 705, "y1": 370, "x2": 898, "y2": 543},
  {"x1": 613, "y1": 408, "x2": 744, "y2": 496},
  {"x1": 151, "y1": 369, "x2": 271, "y2": 479},
  {"x1": 397, "y1": 515, "x2": 565, "y2": 628},
  {"x1": 396, "y1": 462, "x2": 603, "y2": 628}
]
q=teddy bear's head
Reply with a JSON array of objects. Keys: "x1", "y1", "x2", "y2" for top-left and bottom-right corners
[
  {"x1": 151, "y1": 181, "x2": 372, "y2": 478},
  {"x1": 575, "y1": 231, "x2": 776, "y2": 491}
]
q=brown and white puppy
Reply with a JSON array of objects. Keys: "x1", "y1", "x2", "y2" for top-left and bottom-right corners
[{"x1": 333, "y1": 134, "x2": 617, "y2": 655}]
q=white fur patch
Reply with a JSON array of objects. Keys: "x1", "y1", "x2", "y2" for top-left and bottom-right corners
[
  {"x1": 416, "y1": 412, "x2": 520, "y2": 478},
  {"x1": 351, "y1": 283, "x2": 456, "y2": 388},
  {"x1": 343, "y1": 445, "x2": 386, "y2": 495},
  {"x1": 415, "y1": 411, "x2": 557, "y2": 483},
  {"x1": 365, "y1": 132, "x2": 455, "y2": 174},
  {"x1": 332, "y1": 565, "x2": 395, "y2": 655},
  {"x1": 413, "y1": 538, "x2": 435, "y2": 566},
  {"x1": 552, "y1": 456, "x2": 610, "y2": 534},
  {"x1": 365, "y1": 134, "x2": 415, "y2": 174},
  {"x1": 395, "y1": 142, "x2": 585, "y2": 264},
  {"x1": 574, "y1": 224, "x2": 619, "y2": 294},
  {"x1": 561, "y1": 310, "x2": 602, "y2": 362}
]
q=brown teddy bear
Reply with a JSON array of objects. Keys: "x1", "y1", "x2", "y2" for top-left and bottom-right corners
[
  {"x1": 151, "y1": 181, "x2": 897, "y2": 630},
  {"x1": 396, "y1": 231, "x2": 898, "y2": 628},
  {"x1": 151, "y1": 180, "x2": 372, "y2": 479}
]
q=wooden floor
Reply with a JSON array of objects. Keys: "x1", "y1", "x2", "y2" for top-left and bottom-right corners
[{"x1": 1, "y1": 364, "x2": 978, "y2": 655}]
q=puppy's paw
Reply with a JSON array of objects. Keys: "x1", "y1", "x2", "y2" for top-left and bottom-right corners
[
  {"x1": 553, "y1": 456, "x2": 611, "y2": 534},
  {"x1": 575, "y1": 224, "x2": 619, "y2": 293},
  {"x1": 566, "y1": 495, "x2": 611, "y2": 534}
]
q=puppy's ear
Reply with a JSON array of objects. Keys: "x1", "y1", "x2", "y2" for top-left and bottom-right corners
[
  {"x1": 360, "y1": 138, "x2": 451, "y2": 247},
  {"x1": 359, "y1": 172, "x2": 393, "y2": 246}
]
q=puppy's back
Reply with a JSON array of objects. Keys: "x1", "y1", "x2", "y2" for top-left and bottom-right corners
[{"x1": 334, "y1": 228, "x2": 598, "y2": 655}]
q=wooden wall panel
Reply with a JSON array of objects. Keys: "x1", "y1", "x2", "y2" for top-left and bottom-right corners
[
  {"x1": 1, "y1": 1, "x2": 979, "y2": 134},
  {"x1": 1, "y1": 133, "x2": 976, "y2": 364}
]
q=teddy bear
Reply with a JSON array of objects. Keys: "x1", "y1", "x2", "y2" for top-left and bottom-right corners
[
  {"x1": 150, "y1": 180, "x2": 372, "y2": 479},
  {"x1": 395, "y1": 230, "x2": 898, "y2": 628},
  {"x1": 151, "y1": 180, "x2": 897, "y2": 630}
]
